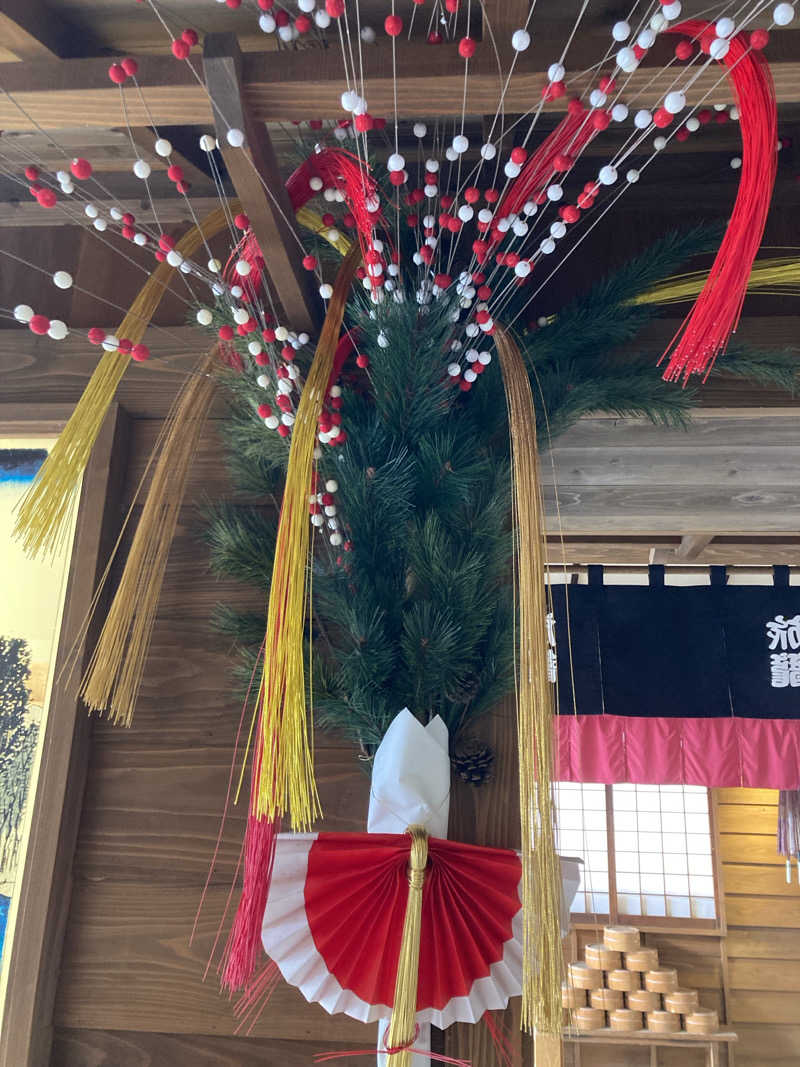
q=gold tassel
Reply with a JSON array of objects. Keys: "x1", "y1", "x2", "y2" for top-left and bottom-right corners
[
  {"x1": 495, "y1": 328, "x2": 563, "y2": 1039},
  {"x1": 80, "y1": 348, "x2": 219, "y2": 725},
  {"x1": 632, "y1": 255, "x2": 800, "y2": 306},
  {"x1": 13, "y1": 204, "x2": 240, "y2": 559},
  {"x1": 255, "y1": 245, "x2": 360, "y2": 830},
  {"x1": 385, "y1": 826, "x2": 429, "y2": 1067}
]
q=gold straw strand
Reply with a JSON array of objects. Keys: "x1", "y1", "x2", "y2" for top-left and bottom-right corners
[
  {"x1": 495, "y1": 327, "x2": 563, "y2": 1039},
  {"x1": 255, "y1": 245, "x2": 360, "y2": 830},
  {"x1": 80, "y1": 348, "x2": 219, "y2": 725}
]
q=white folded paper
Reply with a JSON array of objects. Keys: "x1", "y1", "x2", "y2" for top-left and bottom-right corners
[{"x1": 369, "y1": 709, "x2": 450, "y2": 1067}]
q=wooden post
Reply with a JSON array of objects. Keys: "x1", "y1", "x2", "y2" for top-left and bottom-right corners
[{"x1": 202, "y1": 32, "x2": 321, "y2": 333}]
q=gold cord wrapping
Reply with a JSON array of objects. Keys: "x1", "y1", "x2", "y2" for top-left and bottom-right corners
[
  {"x1": 385, "y1": 826, "x2": 429, "y2": 1067},
  {"x1": 254, "y1": 244, "x2": 361, "y2": 830},
  {"x1": 13, "y1": 204, "x2": 242, "y2": 560},
  {"x1": 495, "y1": 328, "x2": 564, "y2": 1039}
]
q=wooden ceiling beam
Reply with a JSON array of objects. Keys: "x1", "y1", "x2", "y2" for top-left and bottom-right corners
[
  {"x1": 0, "y1": 31, "x2": 799, "y2": 128},
  {"x1": 0, "y1": 0, "x2": 81, "y2": 61},
  {"x1": 202, "y1": 33, "x2": 321, "y2": 332}
]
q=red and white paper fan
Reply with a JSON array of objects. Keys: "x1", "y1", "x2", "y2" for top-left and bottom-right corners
[{"x1": 262, "y1": 830, "x2": 580, "y2": 1028}]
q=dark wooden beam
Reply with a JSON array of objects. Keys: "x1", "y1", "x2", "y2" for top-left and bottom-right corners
[
  {"x1": 202, "y1": 32, "x2": 321, "y2": 332},
  {"x1": 0, "y1": 0, "x2": 79, "y2": 60},
  {"x1": 1, "y1": 31, "x2": 799, "y2": 128}
]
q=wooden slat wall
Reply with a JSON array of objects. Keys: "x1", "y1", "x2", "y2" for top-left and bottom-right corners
[
  {"x1": 52, "y1": 415, "x2": 373, "y2": 1064},
  {"x1": 717, "y1": 788, "x2": 800, "y2": 1067}
]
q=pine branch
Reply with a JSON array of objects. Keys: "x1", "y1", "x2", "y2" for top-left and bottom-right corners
[{"x1": 715, "y1": 344, "x2": 799, "y2": 393}]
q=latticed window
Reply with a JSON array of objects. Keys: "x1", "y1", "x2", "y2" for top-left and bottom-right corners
[{"x1": 555, "y1": 783, "x2": 718, "y2": 928}]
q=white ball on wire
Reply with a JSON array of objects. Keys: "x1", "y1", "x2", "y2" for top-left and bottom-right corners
[
  {"x1": 309, "y1": 176, "x2": 324, "y2": 192},
  {"x1": 179, "y1": 261, "x2": 192, "y2": 274},
  {"x1": 199, "y1": 134, "x2": 216, "y2": 152},
  {"x1": 319, "y1": 283, "x2": 333, "y2": 299},
  {"x1": 248, "y1": 340, "x2": 262, "y2": 355},
  {"x1": 504, "y1": 160, "x2": 521, "y2": 178},
  {"x1": 265, "y1": 415, "x2": 280, "y2": 429},
  {"x1": 550, "y1": 221, "x2": 567, "y2": 238},
  {"x1": 133, "y1": 233, "x2": 147, "y2": 246},
  {"x1": 512, "y1": 218, "x2": 528, "y2": 236},
  {"x1": 330, "y1": 532, "x2": 343, "y2": 546},
  {"x1": 413, "y1": 123, "x2": 427, "y2": 139},
  {"x1": 154, "y1": 137, "x2": 172, "y2": 157},
  {"x1": 730, "y1": 156, "x2": 742, "y2": 169},
  {"x1": 13, "y1": 304, "x2": 33, "y2": 323},
  {"x1": 93, "y1": 217, "x2": 107, "y2": 231},
  {"x1": 256, "y1": 374, "x2": 269, "y2": 389},
  {"x1": 445, "y1": 147, "x2": 458, "y2": 162},
  {"x1": 464, "y1": 368, "x2": 477, "y2": 382},
  {"x1": 231, "y1": 285, "x2": 244, "y2": 299},
  {"x1": 477, "y1": 208, "x2": 493, "y2": 224},
  {"x1": 208, "y1": 258, "x2": 221, "y2": 273},
  {"x1": 447, "y1": 362, "x2": 461, "y2": 376},
  {"x1": 637, "y1": 28, "x2": 655, "y2": 48},
  {"x1": 709, "y1": 36, "x2": 730, "y2": 59},
  {"x1": 60, "y1": 180, "x2": 75, "y2": 194},
  {"x1": 458, "y1": 204, "x2": 474, "y2": 222},
  {"x1": 281, "y1": 412, "x2": 295, "y2": 426},
  {"x1": 233, "y1": 307, "x2": 249, "y2": 324},
  {"x1": 480, "y1": 142, "x2": 497, "y2": 160},
  {"x1": 452, "y1": 134, "x2": 469, "y2": 153},
  {"x1": 729, "y1": 106, "x2": 740, "y2": 121},
  {"x1": 166, "y1": 249, "x2": 183, "y2": 267},
  {"x1": 511, "y1": 28, "x2": 530, "y2": 50},
  {"x1": 133, "y1": 158, "x2": 151, "y2": 179},
  {"x1": 616, "y1": 47, "x2": 639, "y2": 72},
  {"x1": 546, "y1": 183, "x2": 563, "y2": 201},
  {"x1": 662, "y1": 0, "x2": 682, "y2": 18},
  {"x1": 101, "y1": 334, "x2": 120, "y2": 352},
  {"x1": 598, "y1": 164, "x2": 618, "y2": 185},
  {"x1": 653, "y1": 135, "x2": 667, "y2": 150},
  {"x1": 314, "y1": 9, "x2": 330, "y2": 27},
  {"x1": 611, "y1": 103, "x2": 629, "y2": 122},
  {"x1": 522, "y1": 200, "x2": 537, "y2": 216},
  {"x1": 547, "y1": 62, "x2": 565, "y2": 82},
  {"x1": 612, "y1": 20, "x2": 630, "y2": 40},
  {"x1": 110, "y1": 207, "x2": 123, "y2": 221},
  {"x1": 259, "y1": 13, "x2": 276, "y2": 31},
  {"x1": 48, "y1": 319, "x2": 68, "y2": 340},
  {"x1": 298, "y1": 0, "x2": 315, "y2": 10},
  {"x1": 275, "y1": 325, "x2": 289, "y2": 341},
  {"x1": 716, "y1": 16, "x2": 736, "y2": 36},
  {"x1": 53, "y1": 270, "x2": 73, "y2": 289},
  {"x1": 478, "y1": 352, "x2": 491, "y2": 366},
  {"x1": 774, "y1": 2, "x2": 795, "y2": 24},
  {"x1": 626, "y1": 168, "x2": 640, "y2": 183},
  {"x1": 387, "y1": 152, "x2": 405, "y2": 172},
  {"x1": 634, "y1": 109, "x2": 653, "y2": 129},
  {"x1": 56, "y1": 170, "x2": 70, "y2": 184},
  {"x1": 278, "y1": 24, "x2": 293, "y2": 41},
  {"x1": 235, "y1": 259, "x2": 251, "y2": 276},
  {"x1": 664, "y1": 90, "x2": 686, "y2": 114},
  {"x1": 540, "y1": 237, "x2": 556, "y2": 254},
  {"x1": 589, "y1": 89, "x2": 607, "y2": 108},
  {"x1": 424, "y1": 183, "x2": 438, "y2": 197},
  {"x1": 226, "y1": 127, "x2": 245, "y2": 147},
  {"x1": 686, "y1": 116, "x2": 700, "y2": 132},
  {"x1": 360, "y1": 25, "x2": 376, "y2": 43}
]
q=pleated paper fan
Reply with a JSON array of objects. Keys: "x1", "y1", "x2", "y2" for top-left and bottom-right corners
[{"x1": 262, "y1": 831, "x2": 581, "y2": 1028}]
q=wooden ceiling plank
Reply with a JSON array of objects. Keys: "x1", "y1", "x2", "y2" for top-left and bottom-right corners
[
  {"x1": 0, "y1": 31, "x2": 799, "y2": 128},
  {"x1": 0, "y1": 0, "x2": 78, "y2": 61},
  {"x1": 202, "y1": 33, "x2": 321, "y2": 332}
]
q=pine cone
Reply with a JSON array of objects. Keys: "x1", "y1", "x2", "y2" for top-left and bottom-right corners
[{"x1": 453, "y1": 738, "x2": 494, "y2": 786}]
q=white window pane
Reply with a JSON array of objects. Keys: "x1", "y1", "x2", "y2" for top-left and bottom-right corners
[
  {"x1": 558, "y1": 808, "x2": 588, "y2": 830},
  {"x1": 687, "y1": 833, "x2": 711, "y2": 853},
  {"x1": 557, "y1": 830, "x2": 587, "y2": 852},
  {"x1": 634, "y1": 789, "x2": 661, "y2": 812},
  {"x1": 667, "y1": 895, "x2": 692, "y2": 919},
  {"x1": 692, "y1": 896, "x2": 716, "y2": 920},
  {"x1": 615, "y1": 811, "x2": 637, "y2": 831},
  {"x1": 589, "y1": 892, "x2": 610, "y2": 913},
  {"x1": 617, "y1": 893, "x2": 642, "y2": 915},
  {"x1": 665, "y1": 874, "x2": 690, "y2": 896},
  {"x1": 583, "y1": 809, "x2": 608, "y2": 832},
  {"x1": 587, "y1": 850, "x2": 609, "y2": 872},
  {"x1": 640, "y1": 853, "x2": 664, "y2": 875},
  {"x1": 641, "y1": 873, "x2": 665, "y2": 894},
  {"x1": 658, "y1": 790, "x2": 686, "y2": 813},
  {"x1": 613, "y1": 788, "x2": 638, "y2": 811},
  {"x1": 662, "y1": 833, "x2": 688, "y2": 854},
  {"x1": 616, "y1": 852, "x2": 642, "y2": 874},
  {"x1": 688, "y1": 854, "x2": 713, "y2": 877},
  {"x1": 665, "y1": 853, "x2": 688, "y2": 875},
  {"x1": 690, "y1": 875, "x2": 715, "y2": 898},
  {"x1": 638, "y1": 831, "x2": 663, "y2": 853},
  {"x1": 584, "y1": 871, "x2": 609, "y2": 894},
  {"x1": 684, "y1": 790, "x2": 711, "y2": 813},
  {"x1": 643, "y1": 894, "x2": 667, "y2": 917},
  {"x1": 660, "y1": 812, "x2": 686, "y2": 834},
  {"x1": 617, "y1": 872, "x2": 641, "y2": 893},
  {"x1": 614, "y1": 831, "x2": 639, "y2": 852}
]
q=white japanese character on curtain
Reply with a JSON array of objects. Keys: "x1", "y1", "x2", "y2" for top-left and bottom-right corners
[
  {"x1": 770, "y1": 653, "x2": 800, "y2": 688},
  {"x1": 767, "y1": 615, "x2": 800, "y2": 651}
]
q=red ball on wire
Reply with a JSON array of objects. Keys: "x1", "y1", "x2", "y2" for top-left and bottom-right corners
[
  {"x1": 28, "y1": 314, "x2": 50, "y2": 335},
  {"x1": 295, "y1": 14, "x2": 311, "y2": 32},
  {"x1": 325, "y1": 0, "x2": 344, "y2": 15},
  {"x1": 131, "y1": 343, "x2": 150, "y2": 362},
  {"x1": 750, "y1": 28, "x2": 769, "y2": 49},
  {"x1": 218, "y1": 325, "x2": 235, "y2": 341},
  {"x1": 108, "y1": 63, "x2": 127, "y2": 84},
  {"x1": 172, "y1": 39, "x2": 190, "y2": 59},
  {"x1": 302, "y1": 254, "x2": 317, "y2": 270},
  {"x1": 675, "y1": 39, "x2": 694, "y2": 60},
  {"x1": 653, "y1": 107, "x2": 673, "y2": 128},
  {"x1": 458, "y1": 37, "x2": 476, "y2": 58},
  {"x1": 36, "y1": 188, "x2": 57, "y2": 208},
  {"x1": 384, "y1": 14, "x2": 403, "y2": 36},
  {"x1": 88, "y1": 327, "x2": 106, "y2": 345},
  {"x1": 70, "y1": 157, "x2": 92, "y2": 180},
  {"x1": 121, "y1": 56, "x2": 138, "y2": 76},
  {"x1": 167, "y1": 164, "x2": 184, "y2": 182},
  {"x1": 182, "y1": 28, "x2": 199, "y2": 46}
]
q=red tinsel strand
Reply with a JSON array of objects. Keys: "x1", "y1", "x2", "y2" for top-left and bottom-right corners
[
  {"x1": 220, "y1": 811, "x2": 279, "y2": 992},
  {"x1": 660, "y1": 20, "x2": 777, "y2": 383},
  {"x1": 497, "y1": 111, "x2": 598, "y2": 222},
  {"x1": 481, "y1": 1011, "x2": 515, "y2": 1066},
  {"x1": 233, "y1": 958, "x2": 282, "y2": 1035}
]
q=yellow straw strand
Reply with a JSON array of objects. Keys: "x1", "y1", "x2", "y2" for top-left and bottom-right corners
[
  {"x1": 13, "y1": 204, "x2": 239, "y2": 560},
  {"x1": 80, "y1": 348, "x2": 218, "y2": 725},
  {"x1": 296, "y1": 206, "x2": 352, "y2": 256},
  {"x1": 255, "y1": 245, "x2": 360, "y2": 831},
  {"x1": 385, "y1": 826, "x2": 429, "y2": 1067},
  {"x1": 495, "y1": 328, "x2": 563, "y2": 1039},
  {"x1": 633, "y1": 256, "x2": 800, "y2": 306}
]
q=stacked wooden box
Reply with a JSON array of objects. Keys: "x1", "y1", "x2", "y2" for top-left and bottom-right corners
[{"x1": 563, "y1": 925, "x2": 720, "y2": 1036}]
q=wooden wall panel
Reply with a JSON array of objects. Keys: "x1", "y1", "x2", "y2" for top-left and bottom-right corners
[{"x1": 717, "y1": 788, "x2": 800, "y2": 1067}]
